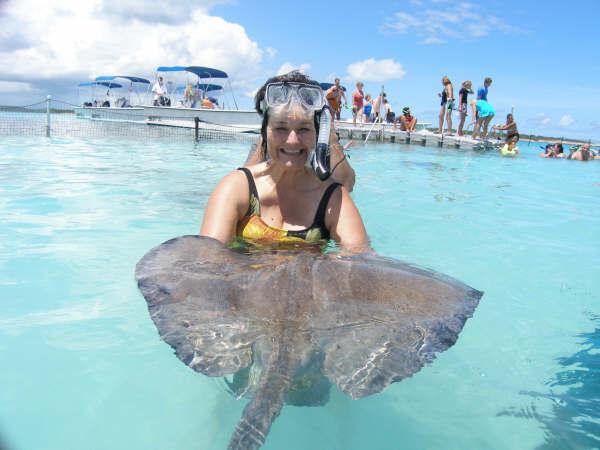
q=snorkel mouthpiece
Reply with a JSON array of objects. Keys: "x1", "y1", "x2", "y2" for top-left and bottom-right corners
[{"x1": 310, "y1": 106, "x2": 332, "y2": 180}]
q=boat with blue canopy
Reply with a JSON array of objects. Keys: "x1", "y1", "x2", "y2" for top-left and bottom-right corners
[
  {"x1": 143, "y1": 66, "x2": 260, "y2": 129},
  {"x1": 74, "y1": 76, "x2": 148, "y2": 121}
]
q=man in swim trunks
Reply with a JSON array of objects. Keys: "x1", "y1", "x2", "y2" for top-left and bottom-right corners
[{"x1": 325, "y1": 78, "x2": 347, "y2": 121}]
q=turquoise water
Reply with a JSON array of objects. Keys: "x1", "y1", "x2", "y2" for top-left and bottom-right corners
[{"x1": 1, "y1": 136, "x2": 599, "y2": 450}]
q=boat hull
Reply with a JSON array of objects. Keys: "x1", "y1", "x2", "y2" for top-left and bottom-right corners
[{"x1": 142, "y1": 106, "x2": 260, "y2": 128}]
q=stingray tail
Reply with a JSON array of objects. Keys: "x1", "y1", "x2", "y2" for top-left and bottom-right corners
[{"x1": 227, "y1": 342, "x2": 294, "y2": 450}]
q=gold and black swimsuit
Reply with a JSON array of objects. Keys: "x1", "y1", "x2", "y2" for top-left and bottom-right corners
[{"x1": 236, "y1": 167, "x2": 341, "y2": 244}]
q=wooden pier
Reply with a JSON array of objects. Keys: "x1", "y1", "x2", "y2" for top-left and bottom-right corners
[{"x1": 335, "y1": 121, "x2": 501, "y2": 150}]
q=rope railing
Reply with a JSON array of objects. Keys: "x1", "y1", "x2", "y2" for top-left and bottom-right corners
[{"x1": 0, "y1": 95, "x2": 260, "y2": 143}]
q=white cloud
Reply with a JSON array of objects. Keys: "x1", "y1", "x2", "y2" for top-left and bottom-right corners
[
  {"x1": 0, "y1": 80, "x2": 37, "y2": 93},
  {"x1": 0, "y1": 0, "x2": 263, "y2": 86},
  {"x1": 346, "y1": 58, "x2": 406, "y2": 82},
  {"x1": 529, "y1": 113, "x2": 551, "y2": 127},
  {"x1": 101, "y1": 0, "x2": 234, "y2": 24},
  {"x1": 265, "y1": 47, "x2": 277, "y2": 59},
  {"x1": 276, "y1": 62, "x2": 311, "y2": 75},
  {"x1": 559, "y1": 114, "x2": 575, "y2": 126},
  {"x1": 382, "y1": 2, "x2": 521, "y2": 44}
]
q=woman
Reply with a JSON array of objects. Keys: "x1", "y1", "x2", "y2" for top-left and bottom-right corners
[
  {"x1": 457, "y1": 80, "x2": 473, "y2": 136},
  {"x1": 493, "y1": 113, "x2": 518, "y2": 139},
  {"x1": 437, "y1": 76, "x2": 454, "y2": 134},
  {"x1": 200, "y1": 72, "x2": 368, "y2": 251},
  {"x1": 362, "y1": 94, "x2": 373, "y2": 123},
  {"x1": 352, "y1": 81, "x2": 365, "y2": 127}
]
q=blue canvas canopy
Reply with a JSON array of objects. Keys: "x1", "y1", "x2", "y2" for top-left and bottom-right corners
[
  {"x1": 156, "y1": 66, "x2": 228, "y2": 79},
  {"x1": 186, "y1": 66, "x2": 228, "y2": 79},
  {"x1": 95, "y1": 75, "x2": 150, "y2": 84},
  {"x1": 78, "y1": 81, "x2": 123, "y2": 88},
  {"x1": 156, "y1": 66, "x2": 188, "y2": 73}
]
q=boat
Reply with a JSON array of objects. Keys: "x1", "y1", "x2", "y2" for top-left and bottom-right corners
[
  {"x1": 74, "y1": 76, "x2": 150, "y2": 121},
  {"x1": 141, "y1": 66, "x2": 260, "y2": 130}
]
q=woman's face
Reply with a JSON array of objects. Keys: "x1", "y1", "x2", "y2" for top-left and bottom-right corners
[{"x1": 266, "y1": 105, "x2": 316, "y2": 169}]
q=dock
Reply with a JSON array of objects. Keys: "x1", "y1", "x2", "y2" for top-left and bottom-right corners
[{"x1": 335, "y1": 120, "x2": 501, "y2": 150}]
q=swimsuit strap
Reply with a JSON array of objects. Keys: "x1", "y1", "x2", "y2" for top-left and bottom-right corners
[
  {"x1": 237, "y1": 167, "x2": 260, "y2": 216},
  {"x1": 311, "y1": 182, "x2": 342, "y2": 230}
]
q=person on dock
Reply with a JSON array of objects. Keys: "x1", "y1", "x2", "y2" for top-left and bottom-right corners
[
  {"x1": 362, "y1": 94, "x2": 373, "y2": 123},
  {"x1": 351, "y1": 82, "x2": 365, "y2": 127},
  {"x1": 397, "y1": 107, "x2": 417, "y2": 132},
  {"x1": 457, "y1": 80, "x2": 473, "y2": 136},
  {"x1": 373, "y1": 92, "x2": 385, "y2": 122},
  {"x1": 325, "y1": 78, "x2": 347, "y2": 121},
  {"x1": 437, "y1": 76, "x2": 454, "y2": 135},
  {"x1": 472, "y1": 78, "x2": 495, "y2": 140},
  {"x1": 200, "y1": 71, "x2": 368, "y2": 251},
  {"x1": 384, "y1": 98, "x2": 395, "y2": 123}
]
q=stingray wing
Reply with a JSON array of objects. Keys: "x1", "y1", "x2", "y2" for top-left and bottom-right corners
[
  {"x1": 311, "y1": 254, "x2": 482, "y2": 399},
  {"x1": 135, "y1": 235, "x2": 273, "y2": 376}
]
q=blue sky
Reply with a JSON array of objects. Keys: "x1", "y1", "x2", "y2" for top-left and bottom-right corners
[{"x1": 1, "y1": 0, "x2": 599, "y2": 140}]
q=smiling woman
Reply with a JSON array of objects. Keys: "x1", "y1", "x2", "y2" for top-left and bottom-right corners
[{"x1": 200, "y1": 71, "x2": 368, "y2": 251}]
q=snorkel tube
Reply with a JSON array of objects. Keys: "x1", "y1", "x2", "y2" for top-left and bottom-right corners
[{"x1": 310, "y1": 106, "x2": 332, "y2": 180}]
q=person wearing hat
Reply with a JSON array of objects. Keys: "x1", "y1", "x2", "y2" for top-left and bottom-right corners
[
  {"x1": 457, "y1": 80, "x2": 473, "y2": 136},
  {"x1": 398, "y1": 106, "x2": 417, "y2": 132}
]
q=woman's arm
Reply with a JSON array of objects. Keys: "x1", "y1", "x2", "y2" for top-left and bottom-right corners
[
  {"x1": 199, "y1": 171, "x2": 248, "y2": 244},
  {"x1": 326, "y1": 186, "x2": 370, "y2": 253},
  {"x1": 328, "y1": 121, "x2": 355, "y2": 191}
]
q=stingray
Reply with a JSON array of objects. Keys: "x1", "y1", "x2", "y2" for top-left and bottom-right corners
[{"x1": 135, "y1": 235, "x2": 482, "y2": 450}]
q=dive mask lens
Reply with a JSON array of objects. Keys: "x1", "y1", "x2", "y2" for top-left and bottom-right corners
[
  {"x1": 266, "y1": 84, "x2": 289, "y2": 106},
  {"x1": 265, "y1": 83, "x2": 324, "y2": 111},
  {"x1": 297, "y1": 86, "x2": 323, "y2": 108}
]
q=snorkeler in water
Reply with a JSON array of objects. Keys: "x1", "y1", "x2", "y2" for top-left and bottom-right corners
[{"x1": 201, "y1": 71, "x2": 368, "y2": 251}]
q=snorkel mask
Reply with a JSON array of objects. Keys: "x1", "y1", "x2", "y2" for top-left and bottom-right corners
[{"x1": 261, "y1": 82, "x2": 333, "y2": 180}]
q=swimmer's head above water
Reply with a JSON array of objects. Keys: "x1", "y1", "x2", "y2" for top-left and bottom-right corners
[{"x1": 254, "y1": 71, "x2": 329, "y2": 173}]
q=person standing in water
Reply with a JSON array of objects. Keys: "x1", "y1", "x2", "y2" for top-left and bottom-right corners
[
  {"x1": 457, "y1": 80, "x2": 473, "y2": 136},
  {"x1": 493, "y1": 113, "x2": 518, "y2": 140},
  {"x1": 437, "y1": 76, "x2": 454, "y2": 135},
  {"x1": 200, "y1": 71, "x2": 368, "y2": 250}
]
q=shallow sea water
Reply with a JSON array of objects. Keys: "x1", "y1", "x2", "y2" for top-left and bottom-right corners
[{"x1": 0, "y1": 136, "x2": 599, "y2": 450}]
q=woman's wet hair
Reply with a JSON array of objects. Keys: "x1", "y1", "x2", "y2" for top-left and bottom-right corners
[
  {"x1": 506, "y1": 113, "x2": 513, "y2": 122},
  {"x1": 254, "y1": 71, "x2": 321, "y2": 159}
]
